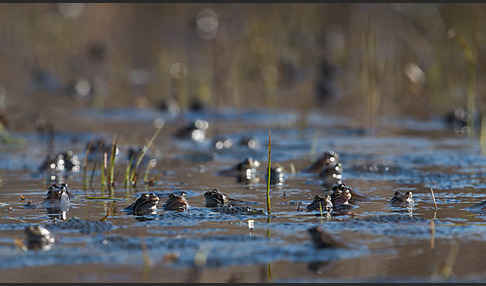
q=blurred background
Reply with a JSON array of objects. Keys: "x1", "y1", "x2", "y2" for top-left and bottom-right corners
[{"x1": 0, "y1": 3, "x2": 485, "y2": 132}]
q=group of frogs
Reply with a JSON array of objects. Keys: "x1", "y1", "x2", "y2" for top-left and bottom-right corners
[
  {"x1": 26, "y1": 120, "x2": 415, "y2": 251},
  {"x1": 303, "y1": 151, "x2": 414, "y2": 217},
  {"x1": 24, "y1": 146, "x2": 417, "y2": 251},
  {"x1": 22, "y1": 114, "x2": 486, "y2": 255}
]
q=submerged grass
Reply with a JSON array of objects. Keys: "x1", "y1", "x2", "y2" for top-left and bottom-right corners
[{"x1": 124, "y1": 158, "x2": 133, "y2": 189}]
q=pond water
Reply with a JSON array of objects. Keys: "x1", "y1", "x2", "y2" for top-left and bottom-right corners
[{"x1": 0, "y1": 107, "x2": 485, "y2": 282}]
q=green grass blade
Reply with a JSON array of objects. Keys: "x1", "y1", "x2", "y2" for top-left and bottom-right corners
[
  {"x1": 83, "y1": 142, "x2": 92, "y2": 191},
  {"x1": 124, "y1": 160, "x2": 132, "y2": 188},
  {"x1": 109, "y1": 136, "x2": 118, "y2": 187},
  {"x1": 266, "y1": 129, "x2": 272, "y2": 216},
  {"x1": 100, "y1": 152, "x2": 107, "y2": 193},
  {"x1": 89, "y1": 156, "x2": 98, "y2": 190}
]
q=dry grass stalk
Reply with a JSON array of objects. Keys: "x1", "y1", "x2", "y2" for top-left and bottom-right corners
[{"x1": 430, "y1": 188, "x2": 438, "y2": 211}]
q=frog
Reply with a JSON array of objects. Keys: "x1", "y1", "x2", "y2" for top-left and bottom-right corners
[
  {"x1": 235, "y1": 157, "x2": 261, "y2": 172},
  {"x1": 443, "y1": 107, "x2": 481, "y2": 133},
  {"x1": 43, "y1": 183, "x2": 71, "y2": 210},
  {"x1": 238, "y1": 136, "x2": 259, "y2": 149},
  {"x1": 390, "y1": 191, "x2": 414, "y2": 207},
  {"x1": 305, "y1": 151, "x2": 340, "y2": 173},
  {"x1": 219, "y1": 158, "x2": 261, "y2": 183},
  {"x1": 24, "y1": 225, "x2": 55, "y2": 251},
  {"x1": 306, "y1": 194, "x2": 333, "y2": 213},
  {"x1": 163, "y1": 192, "x2": 189, "y2": 212},
  {"x1": 320, "y1": 162, "x2": 343, "y2": 189},
  {"x1": 203, "y1": 188, "x2": 231, "y2": 207},
  {"x1": 203, "y1": 189, "x2": 264, "y2": 215},
  {"x1": 157, "y1": 98, "x2": 180, "y2": 115},
  {"x1": 39, "y1": 151, "x2": 81, "y2": 173},
  {"x1": 203, "y1": 188, "x2": 251, "y2": 207},
  {"x1": 22, "y1": 183, "x2": 71, "y2": 219},
  {"x1": 267, "y1": 164, "x2": 286, "y2": 185},
  {"x1": 331, "y1": 183, "x2": 367, "y2": 204},
  {"x1": 174, "y1": 119, "x2": 209, "y2": 142},
  {"x1": 124, "y1": 193, "x2": 160, "y2": 215},
  {"x1": 236, "y1": 169, "x2": 261, "y2": 184},
  {"x1": 306, "y1": 192, "x2": 352, "y2": 214},
  {"x1": 330, "y1": 187, "x2": 352, "y2": 207}
]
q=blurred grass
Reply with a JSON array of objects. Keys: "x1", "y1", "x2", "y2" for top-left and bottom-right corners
[{"x1": 0, "y1": 4, "x2": 485, "y2": 126}]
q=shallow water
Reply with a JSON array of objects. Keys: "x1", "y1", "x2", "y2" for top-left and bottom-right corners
[{"x1": 1, "y1": 107, "x2": 486, "y2": 282}]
